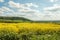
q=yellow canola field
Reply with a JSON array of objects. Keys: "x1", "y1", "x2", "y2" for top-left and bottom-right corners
[{"x1": 0, "y1": 23, "x2": 60, "y2": 32}]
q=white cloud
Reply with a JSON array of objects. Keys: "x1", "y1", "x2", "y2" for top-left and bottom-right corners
[
  {"x1": 8, "y1": 1, "x2": 38, "y2": 8},
  {"x1": 0, "y1": 7, "x2": 16, "y2": 16},
  {"x1": 2, "y1": 1, "x2": 60, "y2": 21},
  {"x1": 8, "y1": 1, "x2": 20, "y2": 8},
  {"x1": 44, "y1": 4, "x2": 60, "y2": 12},
  {"x1": 0, "y1": 1, "x2": 41, "y2": 20},
  {"x1": 43, "y1": 4, "x2": 60, "y2": 20},
  {"x1": 0, "y1": 7, "x2": 40, "y2": 20},
  {"x1": 0, "y1": 0, "x2": 4, "y2": 2},
  {"x1": 50, "y1": 0, "x2": 58, "y2": 2},
  {"x1": 8, "y1": 1, "x2": 40, "y2": 17},
  {"x1": 25, "y1": 3, "x2": 38, "y2": 8}
]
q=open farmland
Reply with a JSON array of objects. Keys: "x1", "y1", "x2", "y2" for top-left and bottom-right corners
[
  {"x1": 0, "y1": 23, "x2": 60, "y2": 30},
  {"x1": 0, "y1": 23, "x2": 60, "y2": 40}
]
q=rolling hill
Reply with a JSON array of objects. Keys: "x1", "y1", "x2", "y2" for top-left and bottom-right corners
[
  {"x1": 0, "y1": 16, "x2": 33, "y2": 23},
  {"x1": 0, "y1": 16, "x2": 60, "y2": 23}
]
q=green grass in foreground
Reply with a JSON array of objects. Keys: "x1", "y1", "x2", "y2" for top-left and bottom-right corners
[{"x1": 0, "y1": 27, "x2": 60, "y2": 40}]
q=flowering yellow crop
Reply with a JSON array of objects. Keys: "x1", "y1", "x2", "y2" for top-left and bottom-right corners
[
  {"x1": 0, "y1": 23, "x2": 60, "y2": 40},
  {"x1": 0, "y1": 23, "x2": 60, "y2": 32}
]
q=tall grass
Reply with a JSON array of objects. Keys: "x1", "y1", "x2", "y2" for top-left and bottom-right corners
[{"x1": 0, "y1": 23, "x2": 60, "y2": 40}]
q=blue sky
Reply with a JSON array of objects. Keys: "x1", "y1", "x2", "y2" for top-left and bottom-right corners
[{"x1": 0, "y1": 0, "x2": 60, "y2": 21}]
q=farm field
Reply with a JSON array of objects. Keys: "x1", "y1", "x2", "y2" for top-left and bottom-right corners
[{"x1": 0, "y1": 23, "x2": 60, "y2": 40}]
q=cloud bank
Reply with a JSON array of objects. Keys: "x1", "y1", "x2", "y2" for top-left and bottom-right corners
[
  {"x1": 0, "y1": 0, "x2": 4, "y2": 2},
  {"x1": 0, "y1": 0, "x2": 60, "y2": 21}
]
